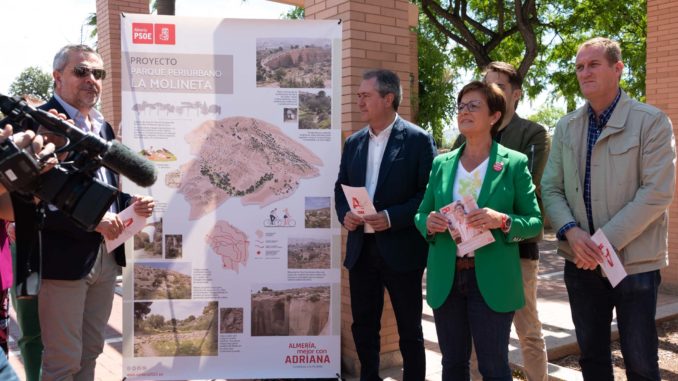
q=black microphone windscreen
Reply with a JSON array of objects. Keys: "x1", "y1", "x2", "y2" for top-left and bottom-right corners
[{"x1": 101, "y1": 141, "x2": 157, "y2": 187}]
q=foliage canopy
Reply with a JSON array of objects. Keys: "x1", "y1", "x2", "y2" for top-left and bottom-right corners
[
  {"x1": 416, "y1": 15, "x2": 456, "y2": 147},
  {"x1": 9, "y1": 66, "x2": 53, "y2": 101},
  {"x1": 416, "y1": 0, "x2": 646, "y2": 111}
]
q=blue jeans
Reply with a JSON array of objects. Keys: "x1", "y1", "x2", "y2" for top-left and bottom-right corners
[
  {"x1": 564, "y1": 261, "x2": 661, "y2": 381},
  {"x1": 433, "y1": 268, "x2": 514, "y2": 381},
  {"x1": 0, "y1": 350, "x2": 19, "y2": 381}
]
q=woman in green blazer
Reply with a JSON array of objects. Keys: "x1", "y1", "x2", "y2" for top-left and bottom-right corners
[{"x1": 414, "y1": 81, "x2": 542, "y2": 380}]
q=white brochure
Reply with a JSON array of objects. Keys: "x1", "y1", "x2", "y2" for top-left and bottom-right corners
[
  {"x1": 591, "y1": 229, "x2": 627, "y2": 287},
  {"x1": 439, "y1": 195, "x2": 494, "y2": 256},
  {"x1": 341, "y1": 185, "x2": 378, "y2": 233},
  {"x1": 105, "y1": 203, "x2": 147, "y2": 252}
]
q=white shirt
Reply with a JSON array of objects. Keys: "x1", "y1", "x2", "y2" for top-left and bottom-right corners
[
  {"x1": 452, "y1": 158, "x2": 488, "y2": 257},
  {"x1": 54, "y1": 93, "x2": 105, "y2": 136},
  {"x1": 363, "y1": 114, "x2": 397, "y2": 232},
  {"x1": 453, "y1": 157, "x2": 488, "y2": 202},
  {"x1": 54, "y1": 94, "x2": 117, "y2": 213}
]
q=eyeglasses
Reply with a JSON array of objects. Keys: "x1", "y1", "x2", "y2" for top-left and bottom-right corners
[
  {"x1": 456, "y1": 100, "x2": 483, "y2": 113},
  {"x1": 72, "y1": 66, "x2": 106, "y2": 80}
]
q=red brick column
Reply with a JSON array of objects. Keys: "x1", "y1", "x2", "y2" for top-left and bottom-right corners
[
  {"x1": 647, "y1": 0, "x2": 678, "y2": 293},
  {"x1": 304, "y1": 0, "x2": 419, "y2": 375},
  {"x1": 96, "y1": 0, "x2": 148, "y2": 137}
]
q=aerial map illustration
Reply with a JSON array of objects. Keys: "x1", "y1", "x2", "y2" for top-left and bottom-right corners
[
  {"x1": 206, "y1": 220, "x2": 250, "y2": 273},
  {"x1": 179, "y1": 116, "x2": 323, "y2": 219}
]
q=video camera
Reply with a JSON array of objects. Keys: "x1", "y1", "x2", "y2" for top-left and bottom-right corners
[{"x1": 0, "y1": 94, "x2": 157, "y2": 231}]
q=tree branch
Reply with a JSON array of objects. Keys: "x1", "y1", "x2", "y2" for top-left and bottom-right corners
[
  {"x1": 514, "y1": 0, "x2": 538, "y2": 80},
  {"x1": 421, "y1": 0, "x2": 493, "y2": 67},
  {"x1": 498, "y1": 0, "x2": 505, "y2": 35}
]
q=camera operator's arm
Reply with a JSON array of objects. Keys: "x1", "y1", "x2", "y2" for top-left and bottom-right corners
[{"x1": 0, "y1": 124, "x2": 57, "y2": 219}]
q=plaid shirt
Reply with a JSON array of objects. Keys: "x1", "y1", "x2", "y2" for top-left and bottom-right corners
[{"x1": 557, "y1": 89, "x2": 622, "y2": 239}]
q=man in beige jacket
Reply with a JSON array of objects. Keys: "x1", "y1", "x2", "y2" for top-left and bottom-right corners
[{"x1": 542, "y1": 37, "x2": 675, "y2": 380}]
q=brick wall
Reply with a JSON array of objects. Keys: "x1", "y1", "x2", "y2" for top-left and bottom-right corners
[
  {"x1": 647, "y1": 0, "x2": 678, "y2": 293},
  {"x1": 96, "y1": 0, "x2": 149, "y2": 137},
  {"x1": 304, "y1": 0, "x2": 418, "y2": 375}
]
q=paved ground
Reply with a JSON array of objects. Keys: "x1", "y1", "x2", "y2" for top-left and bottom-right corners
[{"x1": 7, "y1": 232, "x2": 678, "y2": 380}]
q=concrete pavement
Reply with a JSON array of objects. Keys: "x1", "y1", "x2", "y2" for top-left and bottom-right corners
[{"x1": 7, "y1": 232, "x2": 678, "y2": 380}]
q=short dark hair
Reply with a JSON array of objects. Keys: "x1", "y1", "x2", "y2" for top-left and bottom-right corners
[
  {"x1": 457, "y1": 81, "x2": 506, "y2": 137},
  {"x1": 362, "y1": 69, "x2": 402, "y2": 111},
  {"x1": 483, "y1": 61, "x2": 523, "y2": 90}
]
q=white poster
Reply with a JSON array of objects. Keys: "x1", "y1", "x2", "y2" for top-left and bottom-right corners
[{"x1": 120, "y1": 14, "x2": 342, "y2": 379}]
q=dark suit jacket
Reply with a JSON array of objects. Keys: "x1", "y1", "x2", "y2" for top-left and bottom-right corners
[
  {"x1": 334, "y1": 117, "x2": 436, "y2": 272},
  {"x1": 12, "y1": 97, "x2": 130, "y2": 281}
]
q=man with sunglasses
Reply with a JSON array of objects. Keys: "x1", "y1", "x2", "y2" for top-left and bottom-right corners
[
  {"x1": 452, "y1": 62, "x2": 549, "y2": 381},
  {"x1": 11, "y1": 44, "x2": 155, "y2": 381}
]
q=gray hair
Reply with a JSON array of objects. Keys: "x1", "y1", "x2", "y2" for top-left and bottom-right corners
[
  {"x1": 362, "y1": 69, "x2": 402, "y2": 111},
  {"x1": 577, "y1": 37, "x2": 622, "y2": 65},
  {"x1": 53, "y1": 44, "x2": 102, "y2": 71}
]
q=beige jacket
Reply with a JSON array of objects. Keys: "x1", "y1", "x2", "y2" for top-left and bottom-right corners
[{"x1": 542, "y1": 91, "x2": 676, "y2": 275}]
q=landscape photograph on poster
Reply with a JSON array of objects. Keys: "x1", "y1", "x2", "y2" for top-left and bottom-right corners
[
  {"x1": 133, "y1": 300, "x2": 218, "y2": 357},
  {"x1": 287, "y1": 237, "x2": 331, "y2": 269},
  {"x1": 283, "y1": 107, "x2": 298, "y2": 122},
  {"x1": 256, "y1": 38, "x2": 331, "y2": 88},
  {"x1": 134, "y1": 262, "x2": 192, "y2": 300},
  {"x1": 134, "y1": 218, "x2": 163, "y2": 260},
  {"x1": 219, "y1": 307, "x2": 244, "y2": 334},
  {"x1": 165, "y1": 234, "x2": 183, "y2": 259},
  {"x1": 251, "y1": 284, "x2": 330, "y2": 336},
  {"x1": 304, "y1": 196, "x2": 331, "y2": 228},
  {"x1": 299, "y1": 90, "x2": 331, "y2": 130}
]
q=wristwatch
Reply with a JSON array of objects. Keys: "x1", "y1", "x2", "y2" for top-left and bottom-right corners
[{"x1": 501, "y1": 214, "x2": 512, "y2": 233}]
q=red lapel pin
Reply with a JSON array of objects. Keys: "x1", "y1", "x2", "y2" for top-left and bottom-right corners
[{"x1": 493, "y1": 162, "x2": 504, "y2": 172}]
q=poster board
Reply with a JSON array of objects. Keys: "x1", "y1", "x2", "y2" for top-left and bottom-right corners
[{"x1": 120, "y1": 14, "x2": 342, "y2": 379}]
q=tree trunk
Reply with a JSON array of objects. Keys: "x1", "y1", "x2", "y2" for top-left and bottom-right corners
[{"x1": 156, "y1": 0, "x2": 175, "y2": 15}]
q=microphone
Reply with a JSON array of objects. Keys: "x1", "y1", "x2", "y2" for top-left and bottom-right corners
[
  {"x1": 0, "y1": 94, "x2": 157, "y2": 187},
  {"x1": 102, "y1": 141, "x2": 157, "y2": 187}
]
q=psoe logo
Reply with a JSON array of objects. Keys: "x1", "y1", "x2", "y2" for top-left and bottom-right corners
[
  {"x1": 131, "y1": 23, "x2": 176, "y2": 45},
  {"x1": 132, "y1": 23, "x2": 154, "y2": 44},
  {"x1": 154, "y1": 24, "x2": 176, "y2": 45}
]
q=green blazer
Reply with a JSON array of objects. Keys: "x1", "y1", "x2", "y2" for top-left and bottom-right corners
[{"x1": 414, "y1": 142, "x2": 542, "y2": 312}]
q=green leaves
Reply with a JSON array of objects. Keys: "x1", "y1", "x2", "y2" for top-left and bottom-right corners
[
  {"x1": 416, "y1": 15, "x2": 456, "y2": 147},
  {"x1": 415, "y1": 0, "x2": 646, "y2": 113},
  {"x1": 9, "y1": 66, "x2": 52, "y2": 101}
]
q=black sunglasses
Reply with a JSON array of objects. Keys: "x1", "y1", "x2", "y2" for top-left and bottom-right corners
[{"x1": 72, "y1": 66, "x2": 106, "y2": 80}]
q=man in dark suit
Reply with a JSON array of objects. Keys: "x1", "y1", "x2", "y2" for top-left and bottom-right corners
[
  {"x1": 334, "y1": 69, "x2": 436, "y2": 381},
  {"x1": 12, "y1": 44, "x2": 155, "y2": 381}
]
